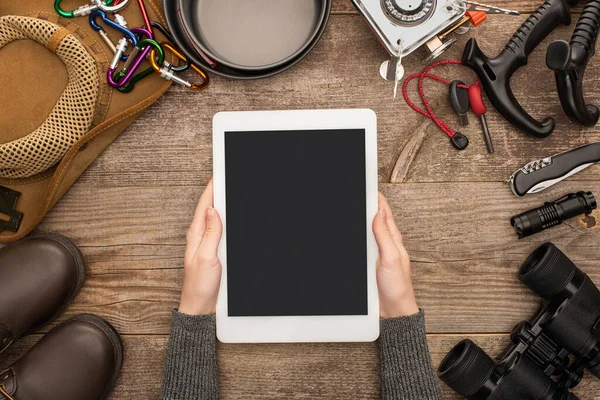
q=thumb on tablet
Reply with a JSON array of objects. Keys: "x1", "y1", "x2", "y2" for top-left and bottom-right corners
[
  {"x1": 197, "y1": 207, "x2": 223, "y2": 261},
  {"x1": 373, "y1": 207, "x2": 401, "y2": 264},
  {"x1": 179, "y1": 207, "x2": 223, "y2": 316}
]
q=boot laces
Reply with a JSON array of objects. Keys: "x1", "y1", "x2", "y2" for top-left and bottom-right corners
[{"x1": 0, "y1": 385, "x2": 14, "y2": 400}]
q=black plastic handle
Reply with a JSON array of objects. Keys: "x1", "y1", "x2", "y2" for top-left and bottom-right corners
[
  {"x1": 462, "y1": 0, "x2": 571, "y2": 138},
  {"x1": 547, "y1": 0, "x2": 600, "y2": 126},
  {"x1": 512, "y1": 142, "x2": 600, "y2": 196},
  {"x1": 506, "y1": 0, "x2": 573, "y2": 63}
]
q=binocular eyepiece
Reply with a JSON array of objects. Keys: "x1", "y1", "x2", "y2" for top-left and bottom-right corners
[{"x1": 439, "y1": 243, "x2": 600, "y2": 399}]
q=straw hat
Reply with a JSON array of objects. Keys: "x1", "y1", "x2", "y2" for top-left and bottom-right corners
[{"x1": 0, "y1": 0, "x2": 172, "y2": 242}]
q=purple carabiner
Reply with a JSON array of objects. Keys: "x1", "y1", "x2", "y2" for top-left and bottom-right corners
[{"x1": 107, "y1": 27, "x2": 153, "y2": 88}]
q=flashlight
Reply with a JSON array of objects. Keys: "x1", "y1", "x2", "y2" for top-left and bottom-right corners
[{"x1": 511, "y1": 192, "x2": 597, "y2": 239}]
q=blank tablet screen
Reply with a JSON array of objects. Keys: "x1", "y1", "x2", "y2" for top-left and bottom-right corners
[{"x1": 224, "y1": 129, "x2": 368, "y2": 317}]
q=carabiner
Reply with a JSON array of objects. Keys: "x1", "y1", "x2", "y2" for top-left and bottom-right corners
[
  {"x1": 117, "y1": 0, "x2": 153, "y2": 67},
  {"x1": 110, "y1": 0, "x2": 129, "y2": 28},
  {"x1": 108, "y1": 38, "x2": 164, "y2": 88},
  {"x1": 148, "y1": 22, "x2": 189, "y2": 72},
  {"x1": 55, "y1": 0, "x2": 118, "y2": 18},
  {"x1": 90, "y1": 10, "x2": 137, "y2": 64},
  {"x1": 121, "y1": 27, "x2": 154, "y2": 73},
  {"x1": 90, "y1": 10, "x2": 120, "y2": 57},
  {"x1": 125, "y1": 26, "x2": 189, "y2": 73},
  {"x1": 149, "y1": 43, "x2": 209, "y2": 91},
  {"x1": 90, "y1": 10, "x2": 136, "y2": 44},
  {"x1": 149, "y1": 22, "x2": 174, "y2": 44},
  {"x1": 113, "y1": 67, "x2": 154, "y2": 93},
  {"x1": 91, "y1": 0, "x2": 130, "y2": 13}
]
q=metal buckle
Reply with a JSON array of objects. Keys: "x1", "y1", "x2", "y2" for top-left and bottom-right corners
[{"x1": 0, "y1": 186, "x2": 22, "y2": 233}]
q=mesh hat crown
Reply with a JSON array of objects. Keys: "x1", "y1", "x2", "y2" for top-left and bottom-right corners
[{"x1": 0, "y1": 16, "x2": 98, "y2": 179}]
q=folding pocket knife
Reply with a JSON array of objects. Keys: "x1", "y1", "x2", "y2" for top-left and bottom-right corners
[{"x1": 508, "y1": 142, "x2": 600, "y2": 197}]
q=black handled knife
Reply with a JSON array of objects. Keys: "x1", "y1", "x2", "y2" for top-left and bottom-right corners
[{"x1": 508, "y1": 142, "x2": 600, "y2": 197}]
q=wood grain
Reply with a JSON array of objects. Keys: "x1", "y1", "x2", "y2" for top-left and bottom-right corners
[
  {"x1": 32, "y1": 181, "x2": 600, "y2": 337},
  {"x1": 2, "y1": 335, "x2": 598, "y2": 399},
  {"x1": 79, "y1": 14, "x2": 600, "y2": 187},
  {"x1": 3, "y1": 5, "x2": 600, "y2": 400}
]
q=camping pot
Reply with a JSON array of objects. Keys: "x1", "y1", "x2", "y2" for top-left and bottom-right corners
[{"x1": 164, "y1": 0, "x2": 331, "y2": 79}]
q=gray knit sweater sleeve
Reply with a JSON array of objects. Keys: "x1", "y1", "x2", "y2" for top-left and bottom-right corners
[
  {"x1": 160, "y1": 311, "x2": 219, "y2": 400},
  {"x1": 161, "y1": 310, "x2": 440, "y2": 400},
  {"x1": 379, "y1": 310, "x2": 442, "y2": 400}
]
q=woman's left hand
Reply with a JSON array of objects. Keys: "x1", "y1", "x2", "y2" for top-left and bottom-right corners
[{"x1": 373, "y1": 193, "x2": 419, "y2": 319}]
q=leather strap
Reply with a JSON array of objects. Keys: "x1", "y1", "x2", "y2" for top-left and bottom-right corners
[
  {"x1": 0, "y1": 369, "x2": 16, "y2": 399},
  {"x1": 46, "y1": 26, "x2": 70, "y2": 53},
  {"x1": 0, "y1": 325, "x2": 15, "y2": 353}
]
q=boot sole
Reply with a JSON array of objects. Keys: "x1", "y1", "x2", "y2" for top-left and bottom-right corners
[{"x1": 58, "y1": 314, "x2": 124, "y2": 400}]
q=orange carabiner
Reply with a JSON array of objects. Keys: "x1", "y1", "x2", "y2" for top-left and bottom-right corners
[{"x1": 149, "y1": 42, "x2": 208, "y2": 91}]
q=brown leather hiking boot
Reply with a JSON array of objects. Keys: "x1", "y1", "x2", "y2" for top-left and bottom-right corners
[
  {"x1": 0, "y1": 233, "x2": 86, "y2": 353},
  {"x1": 0, "y1": 314, "x2": 123, "y2": 400}
]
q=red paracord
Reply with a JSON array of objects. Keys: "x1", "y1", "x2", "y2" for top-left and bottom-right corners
[{"x1": 402, "y1": 59, "x2": 477, "y2": 139}]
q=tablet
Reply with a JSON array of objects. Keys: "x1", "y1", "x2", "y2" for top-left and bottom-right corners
[{"x1": 213, "y1": 109, "x2": 379, "y2": 343}]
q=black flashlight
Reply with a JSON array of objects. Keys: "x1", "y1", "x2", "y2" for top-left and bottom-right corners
[{"x1": 511, "y1": 192, "x2": 597, "y2": 239}]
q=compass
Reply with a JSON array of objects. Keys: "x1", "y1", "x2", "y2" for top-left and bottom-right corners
[{"x1": 382, "y1": 0, "x2": 436, "y2": 25}]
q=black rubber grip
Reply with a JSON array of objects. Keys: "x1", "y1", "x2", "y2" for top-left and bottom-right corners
[
  {"x1": 462, "y1": 0, "x2": 571, "y2": 138},
  {"x1": 547, "y1": 0, "x2": 600, "y2": 126},
  {"x1": 571, "y1": 0, "x2": 600, "y2": 52},
  {"x1": 506, "y1": 0, "x2": 571, "y2": 59}
]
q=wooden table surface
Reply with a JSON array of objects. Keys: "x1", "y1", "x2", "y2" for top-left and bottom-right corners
[{"x1": 2, "y1": 1, "x2": 600, "y2": 399}]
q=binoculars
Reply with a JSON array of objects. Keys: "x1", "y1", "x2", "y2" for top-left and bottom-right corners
[{"x1": 438, "y1": 243, "x2": 600, "y2": 400}]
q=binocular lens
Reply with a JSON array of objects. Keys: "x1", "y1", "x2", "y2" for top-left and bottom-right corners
[
  {"x1": 438, "y1": 339, "x2": 496, "y2": 398},
  {"x1": 519, "y1": 243, "x2": 578, "y2": 300}
]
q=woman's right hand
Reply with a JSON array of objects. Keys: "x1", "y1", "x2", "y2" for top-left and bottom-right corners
[
  {"x1": 373, "y1": 193, "x2": 419, "y2": 319},
  {"x1": 178, "y1": 180, "x2": 223, "y2": 316}
]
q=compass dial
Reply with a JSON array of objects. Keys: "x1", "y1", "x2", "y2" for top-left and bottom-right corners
[{"x1": 382, "y1": 0, "x2": 436, "y2": 25}]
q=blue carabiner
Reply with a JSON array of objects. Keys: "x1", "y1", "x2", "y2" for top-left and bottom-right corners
[
  {"x1": 89, "y1": 9, "x2": 137, "y2": 46},
  {"x1": 90, "y1": 10, "x2": 137, "y2": 61}
]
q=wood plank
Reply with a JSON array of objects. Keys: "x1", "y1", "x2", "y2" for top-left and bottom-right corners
[
  {"x1": 3, "y1": 2, "x2": 599, "y2": 399},
  {"x1": 2, "y1": 334, "x2": 597, "y2": 399},
  {"x1": 34, "y1": 181, "x2": 600, "y2": 335},
  {"x1": 331, "y1": 0, "x2": 587, "y2": 14},
  {"x1": 79, "y1": 14, "x2": 600, "y2": 187}
]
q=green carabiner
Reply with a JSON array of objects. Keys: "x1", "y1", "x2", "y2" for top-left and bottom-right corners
[
  {"x1": 115, "y1": 39, "x2": 165, "y2": 93},
  {"x1": 115, "y1": 68, "x2": 154, "y2": 93},
  {"x1": 54, "y1": 0, "x2": 114, "y2": 18},
  {"x1": 136, "y1": 39, "x2": 165, "y2": 64}
]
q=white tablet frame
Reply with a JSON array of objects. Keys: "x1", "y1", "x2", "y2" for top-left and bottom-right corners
[{"x1": 213, "y1": 109, "x2": 379, "y2": 343}]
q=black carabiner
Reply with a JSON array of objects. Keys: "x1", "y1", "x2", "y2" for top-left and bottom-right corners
[{"x1": 147, "y1": 21, "x2": 189, "y2": 72}]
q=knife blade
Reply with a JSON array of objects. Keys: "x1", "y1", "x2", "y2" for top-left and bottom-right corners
[{"x1": 508, "y1": 142, "x2": 600, "y2": 197}]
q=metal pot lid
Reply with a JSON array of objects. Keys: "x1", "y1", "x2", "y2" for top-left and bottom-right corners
[
  {"x1": 178, "y1": 0, "x2": 327, "y2": 71},
  {"x1": 164, "y1": 0, "x2": 331, "y2": 79}
]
